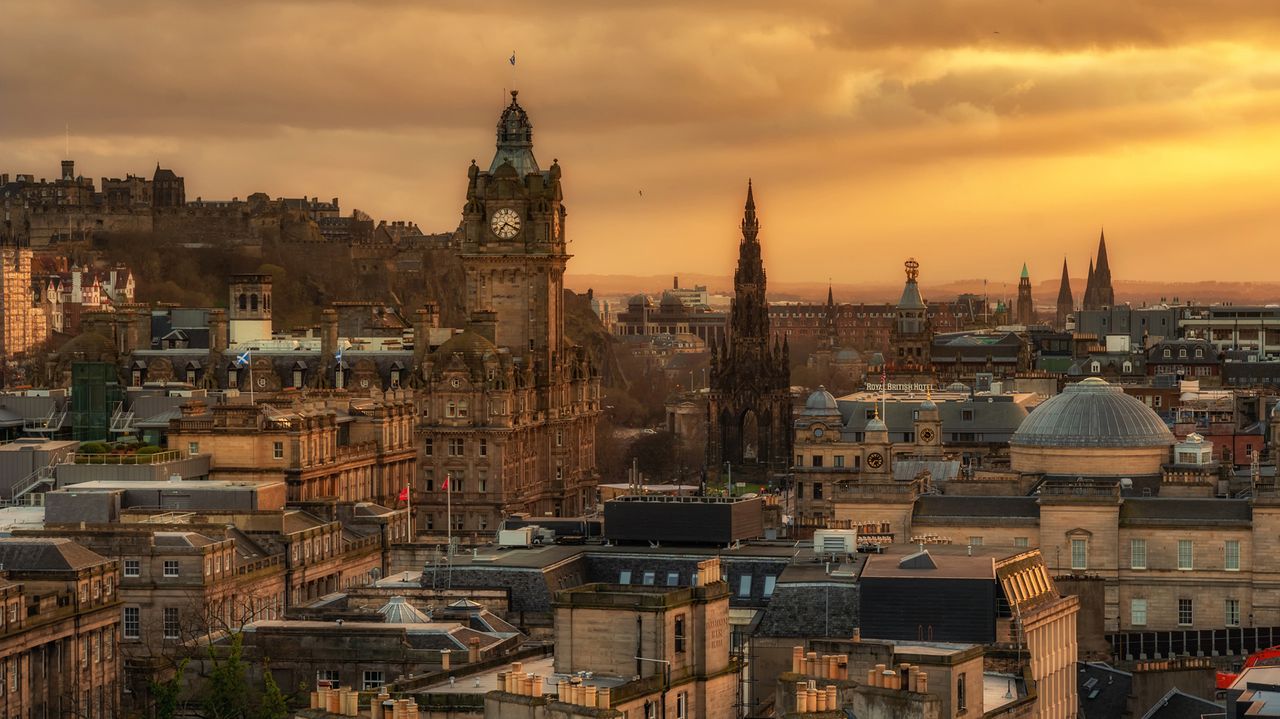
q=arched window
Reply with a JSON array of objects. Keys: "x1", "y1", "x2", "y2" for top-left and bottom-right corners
[
  {"x1": 1194, "y1": 348, "x2": 1203, "y2": 358},
  {"x1": 250, "y1": 294, "x2": 259, "y2": 312},
  {"x1": 1122, "y1": 361, "x2": 1133, "y2": 374},
  {"x1": 1090, "y1": 361, "x2": 1101, "y2": 373},
  {"x1": 1179, "y1": 348, "x2": 1187, "y2": 358},
  {"x1": 1163, "y1": 349, "x2": 1171, "y2": 358},
  {"x1": 238, "y1": 294, "x2": 247, "y2": 311}
]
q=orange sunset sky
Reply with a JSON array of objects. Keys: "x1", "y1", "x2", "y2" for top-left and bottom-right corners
[{"x1": 3, "y1": 1, "x2": 1280, "y2": 286}]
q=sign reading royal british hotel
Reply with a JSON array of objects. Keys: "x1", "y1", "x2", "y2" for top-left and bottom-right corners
[{"x1": 863, "y1": 381, "x2": 937, "y2": 393}]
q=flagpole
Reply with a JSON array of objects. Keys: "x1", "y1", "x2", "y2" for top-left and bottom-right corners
[{"x1": 446, "y1": 471, "x2": 453, "y2": 559}]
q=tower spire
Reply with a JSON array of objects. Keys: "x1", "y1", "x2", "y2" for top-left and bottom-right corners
[
  {"x1": 1056, "y1": 256, "x2": 1074, "y2": 329},
  {"x1": 741, "y1": 179, "x2": 758, "y2": 241}
]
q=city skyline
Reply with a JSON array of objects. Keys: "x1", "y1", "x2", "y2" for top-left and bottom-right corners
[{"x1": 4, "y1": 2, "x2": 1280, "y2": 284}]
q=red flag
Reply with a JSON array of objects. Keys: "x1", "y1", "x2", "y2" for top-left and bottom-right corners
[
  {"x1": 398, "y1": 486, "x2": 409, "y2": 503},
  {"x1": 441, "y1": 476, "x2": 449, "y2": 491}
]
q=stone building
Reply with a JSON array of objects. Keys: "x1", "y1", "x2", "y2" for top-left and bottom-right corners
[
  {"x1": 0, "y1": 243, "x2": 49, "y2": 359},
  {"x1": 796, "y1": 377, "x2": 1280, "y2": 637},
  {"x1": 482, "y1": 557, "x2": 737, "y2": 719},
  {"x1": 164, "y1": 394, "x2": 416, "y2": 506},
  {"x1": 706, "y1": 183, "x2": 792, "y2": 481},
  {"x1": 0, "y1": 537, "x2": 122, "y2": 719},
  {"x1": 416, "y1": 90, "x2": 602, "y2": 535}
]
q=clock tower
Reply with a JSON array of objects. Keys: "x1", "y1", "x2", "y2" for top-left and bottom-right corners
[{"x1": 459, "y1": 90, "x2": 568, "y2": 366}]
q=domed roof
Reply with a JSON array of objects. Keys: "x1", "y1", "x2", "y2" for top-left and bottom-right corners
[
  {"x1": 628, "y1": 294, "x2": 653, "y2": 308},
  {"x1": 1011, "y1": 377, "x2": 1174, "y2": 449},
  {"x1": 866, "y1": 417, "x2": 888, "y2": 432},
  {"x1": 803, "y1": 386, "x2": 839, "y2": 415},
  {"x1": 919, "y1": 397, "x2": 937, "y2": 411},
  {"x1": 433, "y1": 329, "x2": 496, "y2": 359}
]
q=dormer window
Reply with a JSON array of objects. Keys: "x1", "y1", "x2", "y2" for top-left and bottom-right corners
[
  {"x1": 1163, "y1": 349, "x2": 1172, "y2": 358},
  {"x1": 1179, "y1": 348, "x2": 1188, "y2": 358},
  {"x1": 1194, "y1": 349, "x2": 1203, "y2": 358}
]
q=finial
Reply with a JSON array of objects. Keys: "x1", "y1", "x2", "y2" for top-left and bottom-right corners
[
  {"x1": 926, "y1": 384, "x2": 932, "y2": 401},
  {"x1": 873, "y1": 405, "x2": 881, "y2": 421},
  {"x1": 511, "y1": 89, "x2": 519, "y2": 100},
  {"x1": 904, "y1": 257, "x2": 920, "y2": 282}
]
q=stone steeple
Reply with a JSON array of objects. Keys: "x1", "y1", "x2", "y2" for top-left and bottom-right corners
[
  {"x1": 1056, "y1": 257, "x2": 1074, "y2": 330},
  {"x1": 708, "y1": 181, "x2": 792, "y2": 476},
  {"x1": 1092, "y1": 229, "x2": 1114, "y2": 308}
]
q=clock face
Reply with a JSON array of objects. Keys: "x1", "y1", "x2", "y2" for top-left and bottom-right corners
[
  {"x1": 813, "y1": 427, "x2": 824, "y2": 438},
  {"x1": 450, "y1": 378, "x2": 461, "y2": 388},
  {"x1": 490, "y1": 208, "x2": 521, "y2": 239},
  {"x1": 866, "y1": 452, "x2": 885, "y2": 469},
  {"x1": 256, "y1": 376, "x2": 267, "y2": 389},
  {"x1": 920, "y1": 428, "x2": 936, "y2": 443}
]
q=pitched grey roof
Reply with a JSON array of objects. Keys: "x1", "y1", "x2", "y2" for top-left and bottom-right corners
[
  {"x1": 1011, "y1": 378, "x2": 1173, "y2": 449},
  {"x1": 0, "y1": 538, "x2": 109, "y2": 572},
  {"x1": 1077, "y1": 662, "x2": 1132, "y2": 719},
  {"x1": 1120, "y1": 498, "x2": 1251, "y2": 524},
  {"x1": 1139, "y1": 687, "x2": 1221, "y2": 719},
  {"x1": 378, "y1": 596, "x2": 431, "y2": 624}
]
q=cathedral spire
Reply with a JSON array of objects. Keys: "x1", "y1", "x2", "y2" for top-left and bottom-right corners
[{"x1": 1056, "y1": 257, "x2": 1074, "y2": 330}]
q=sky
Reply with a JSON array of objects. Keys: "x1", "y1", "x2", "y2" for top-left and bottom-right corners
[{"x1": 3, "y1": 1, "x2": 1280, "y2": 286}]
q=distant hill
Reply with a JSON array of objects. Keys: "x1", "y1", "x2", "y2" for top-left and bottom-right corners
[{"x1": 568, "y1": 273, "x2": 1280, "y2": 307}]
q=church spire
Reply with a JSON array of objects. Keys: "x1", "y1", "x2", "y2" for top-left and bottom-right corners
[
  {"x1": 1089, "y1": 228, "x2": 1114, "y2": 308},
  {"x1": 1056, "y1": 257, "x2": 1074, "y2": 330}
]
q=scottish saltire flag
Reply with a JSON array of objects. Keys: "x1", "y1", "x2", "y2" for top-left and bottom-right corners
[
  {"x1": 235, "y1": 349, "x2": 251, "y2": 367},
  {"x1": 509, "y1": 52, "x2": 516, "y2": 66},
  {"x1": 335, "y1": 345, "x2": 343, "y2": 362}
]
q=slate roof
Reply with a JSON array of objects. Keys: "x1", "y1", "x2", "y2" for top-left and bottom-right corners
[
  {"x1": 1077, "y1": 662, "x2": 1132, "y2": 719},
  {"x1": 752, "y1": 582, "x2": 859, "y2": 638},
  {"x1": 1120, "y1": 498, "x2": 1251, "y2": 525},
  {"x1": 914, "y1": 496, "x2": 1040, "y2": 520},
  {"x1": 0, "y1": 537, "x2": 109, "y2": 572},
  {"x1": 1139, "y1": 687, "x2": 1221, "y2": 719}
]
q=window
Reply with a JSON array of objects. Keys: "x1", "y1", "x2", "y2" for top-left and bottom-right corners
[
  {"x1": 1014, "y1": 537, "x2": 1029, "y2": 548},
  {"x1": 795, "y1": 455, "x2": 803, "y2": 467},
  {"x1": 813, "y1": 482, "x2": 823, "y2": 500},
  {"x1": 123, "y1": 607, "x2": 140, "y2": 639},
  {"x1": 676, "y1": 692, "x2": 688, "y2": 719},
  {"x1": 834, "y1": 455, "x2": 845, "y2": 468},
  {"x1": 124, "y1": 559, "x2": 140, "y2": 577},
  {"x1": 188, "y1": 442, "x2": 199, "y2": 456},
  {"x1": 1071, "y1": 538, "x2": 1087, "y2": 570},
  {"x1": 445, "y1": 401, "x2": 456, "y2": 418},
  {"x1": 163, "y1": 560, "x2": 179, "y2": 577},
  {"x1": 1178, "y1": 598, "x2": 1194, "y2": 626},
  {"x1": 619, "y1": 571, "x2": 631, "y2": 585},
  {"x1": 163, "y1": 607, "x2": 180, "y2": 639},
  {"x1": 969, "y1": 537, "x2": 983, "y2": 547},
  {"x1": 738, "y1": 575, "x2": 752, "y2": 597},
  {"x1": 961, "y1": 409, "x2": 974, "y2": 422},
  {"x1": 763, "y1": 576, "x2": 777, "y2": 598},
  {"x1": 796, "y1": 482, "x2": 804, "y2": 500},
  {"x1": 674, "y1": 616, "x2": 686, "y2": 653},
  {"x1": 957, "y1": 673, "x2": 967, "y2": 712},
  {"x1": 1130, "y1": 539, "x2": 1147, "y2": 570},
  {"x1": 363, "y1": 671, "x2": 385, "y2": 690},
  {"x1": 1226, "y1": 599, "x2": 1241, "y2": 627},
  {"x1": 457, "y1": 401, "x2": 468, "y2": 418},
  {"x1": 273, "y1": 442, "x2": 283, "y2": 460},
  {"x1": 479, "y1": 439, "x2": 488, "y2": 457},
  {"x1": 1178, "y1": 539, "x2": 1193, "y2": 570},
  {"x1": 556, "y1": 430, "x2": 564, "y2": 447},
  {"x1": 1226, "y1": 540, "x2": 1241, "y2": 571},
  {"x1": 667, "y1": 572, "x2": 680, "y2": 586},
  {"x1": 812, "y1": 455, "x2": 823, "y2": 468},
  {"x1": 643, "y1": 572, "x2": 656, "y2": 586},
  {"x1": 424, "y1": 436, "x2": 433, "y2": 456}
]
